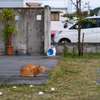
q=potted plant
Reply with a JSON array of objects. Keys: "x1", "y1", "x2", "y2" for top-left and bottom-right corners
[{"x1": 1, "y1": 8, "x2": 18, "y2": 55}]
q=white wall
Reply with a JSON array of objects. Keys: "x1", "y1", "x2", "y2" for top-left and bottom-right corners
[
  {"x1": 0, "y1": 0, "x2": 27, "y2": 7},
  {"x1": 67, "y1": 0, "x2": 72, "y2": 13},
  {"x1": 51, "y1": 8, "x2": 68, "y2": 31},
  {"x1": 23, "y1": 0, "x2": 27, "y2": 7}
]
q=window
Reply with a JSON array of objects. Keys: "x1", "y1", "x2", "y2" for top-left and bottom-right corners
[
  {"x1": 81, "y1": 22, "x2": 97, "y2": 29},
  {"x1": 81, "y1": 22, "x2": 91, "y2": 29},
  {"x1": 15, "y1": 15, "x2": 19, "y2": 21},
  {"x1": 70, "y1": 21, "x2": 97, "y2": 29},
  {"x1": 70, "y1": 23, "x2": 78, "y2": 29},
  {"x1": 36, "y1": 15, "x2": 42, "y2": 20},
  {"x1": 95, "y1": 18, "x2": 100, "y2": 27},
  {"x1": 51, "y1": 12, "x2": 59, "y2": 21}
]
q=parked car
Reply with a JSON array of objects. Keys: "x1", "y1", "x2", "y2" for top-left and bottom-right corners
[{"x1": 54, "y1": 16, "x2": 100, "y2": 43}]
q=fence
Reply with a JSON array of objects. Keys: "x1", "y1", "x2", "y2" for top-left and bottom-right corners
[{"x1": 52, "y1": 42, "x2": 100, "y2": 55}]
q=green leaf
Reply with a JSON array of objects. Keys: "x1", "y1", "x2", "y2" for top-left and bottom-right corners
[{"x1": 1, "y1": 8, "x2": 18, "y2": 43}]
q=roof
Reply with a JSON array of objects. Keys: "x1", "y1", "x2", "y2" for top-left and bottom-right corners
[
  {"x1": 26, "y1": 2, "x2": 42, "y2": 6},
  {"x1": 51, "y1": 7, "x2": 67, "y2": 10}
]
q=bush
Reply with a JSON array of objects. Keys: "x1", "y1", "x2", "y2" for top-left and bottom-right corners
[{"x1": 62, "y1": 45, "x2": 78, "y2": 57}]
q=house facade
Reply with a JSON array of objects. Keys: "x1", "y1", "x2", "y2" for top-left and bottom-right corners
[
  {"x1": 0, "y1": 0, "x2": 27, "y2": 7},
  {"x1": 0, "y1": 0, "x2": 72, "y2": 42},
  {"x1": 0, "y1": 6, "x2": 51, "y2": 55},
  {"x1": 51, "y1": 8, "x2": 68, "y2": 31},
  {"x1": 50, "y1": 8, "x2": 68, "y2": 41}
]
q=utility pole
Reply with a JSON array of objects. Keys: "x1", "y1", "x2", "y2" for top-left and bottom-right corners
[
  {"x1": 85, "y1": 1, "x2": 90, "y2": 16},
  {"x1": 87, "y1": 1, "x2": 90, "y2": 16}
]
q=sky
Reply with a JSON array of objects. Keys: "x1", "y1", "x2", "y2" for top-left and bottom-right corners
[{"x1": 26, "y1": 0, "x2": 100, "y2": 10}]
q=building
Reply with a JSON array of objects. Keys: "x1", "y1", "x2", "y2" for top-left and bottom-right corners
[
  {"x1": 0, "y1": 0, "x2": 26, "y2": 7},
  {"x1": 0, "y1": 6, "x2": 51, "y2": 55},
  {"x1": 51, "y1": 7, "x2": 68, "y2": 41},
  {"x1": 26, "y1": 2, "x2": 42, "y2": 7},
  {"x1": 0, "y1": 0, "x2": 72, "y2": 41},
  {"x1": 98, "y1": 10, "x2": 100, "y2": 16},
  {"x1": 0, "y1": 0, "x2": 43, "y2": 8}
]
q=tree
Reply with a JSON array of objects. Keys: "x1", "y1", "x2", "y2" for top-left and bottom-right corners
[
  {"x1": 62, "y1": 0, "x2": 95, "y2": 56},
  {"x1": 1, "y1": 8, "x2": 18, "y2": 46},
  {"x1": 90, "y1": 7, "x2": 100, "y2": 16}
]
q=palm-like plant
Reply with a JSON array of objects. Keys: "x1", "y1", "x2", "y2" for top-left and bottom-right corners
[{"x1": 1, "y1": 8, "x2": 17, "y2": 46}]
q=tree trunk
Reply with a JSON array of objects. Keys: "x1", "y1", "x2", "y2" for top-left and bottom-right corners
[
  {"x1": 77, "y1": 0, "x2": 82, "y2": 56},
  {"x1": 81, "y1": 33, "x2": 84, "y2": 55},
  {"x1": 7, "y1": 19, "x2": 10, "y2": 25},
  {"x1": 10, "y1": 33, "x2": 12, "y2": 46},
  {"x1": 7, "y1": 19, "x2": 11, "y2": 46},
  {"x1": 8, "y1": 34, "x2": 10, "y2": 46},
  {"x1": 78, "y1": 21, "x2": 81, "y2": 56}
]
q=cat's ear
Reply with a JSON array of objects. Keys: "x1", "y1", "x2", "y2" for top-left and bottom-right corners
[{"x1": 38, "y1": 65, "x2": 41, "y2": 67}]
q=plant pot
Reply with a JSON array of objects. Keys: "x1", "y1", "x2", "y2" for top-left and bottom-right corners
[{"x1": 6, "y1": 46, "x2": 13, "y2": 55}]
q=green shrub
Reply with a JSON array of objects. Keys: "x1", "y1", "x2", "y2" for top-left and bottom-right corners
[{"x1": 62, "y1": 45, "x2": 78, "y2": 57}]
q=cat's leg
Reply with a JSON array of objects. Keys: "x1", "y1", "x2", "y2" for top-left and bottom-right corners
[
  {"x1": 20, "y1": 75, "x2": 34, "y2": 77},
  {"x1": 27, "y1": 75, "x2": 34, "y2": 77},
  {"x1": 21, "y1": 73, "x2": 34, "y2": 77},
  {"x1": 26, "y1": 73, "x2": 34, "y2": 77},
  {"x1": 35, "y1": 74, "x2": 39, "y2": 77},
  {"x1": 20, "y1": 68, "x2": 34, "y2": 77}
]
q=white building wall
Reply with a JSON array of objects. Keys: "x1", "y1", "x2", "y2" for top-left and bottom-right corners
[
  {"x1": 23, "y1": 0, "x2": 27, "y2": 7},
  {"x1": 0, "y1": 0, "x2": 26, "y2": 7},
  {"x1": 67, "y1": 0, "x2": 72, "y2": 13},
  {"x1": 51, "y1": 8, "x2": 68, "y2": 31},
  {"x1": 98, "y1": 10, "x2": 100, "y2": 16},
  {"x1": 0, "y1": 0, "x2": 71, "y2": 33}
]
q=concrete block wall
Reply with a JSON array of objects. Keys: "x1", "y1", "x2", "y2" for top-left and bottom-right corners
[
  {"x1": 44, "y1": 6, "x2": 51, "y2": 54},
  {"x1": 0, "y1": 6, "x2": 51, "y2": 55},
  {"x1": 0, "y1": 19, "x2": 5, "y2": 55},
  {"x1": 52, "y1": 43, "x2": 100, "y2": 55},
  {"x1": 13, "y1": 8, "x2": 45, "y2": 54}
]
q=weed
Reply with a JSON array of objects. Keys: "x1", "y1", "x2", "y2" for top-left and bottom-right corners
[{"x1": 62, "y1": 45, "x2": 78, "y2": 58}]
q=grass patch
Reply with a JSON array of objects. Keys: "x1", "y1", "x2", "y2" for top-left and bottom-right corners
[{"x1": 0, "y1": 53, "x2": 100, "y2": 100}]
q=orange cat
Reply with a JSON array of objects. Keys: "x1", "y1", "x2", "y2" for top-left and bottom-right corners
[{"x1": 20, "y1": 64, "x2": 45, "y2": 77}]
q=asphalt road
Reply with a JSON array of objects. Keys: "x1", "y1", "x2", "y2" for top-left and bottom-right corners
[{"x1": 0, "y1": 55, "x2": 60, "y2": 84}]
